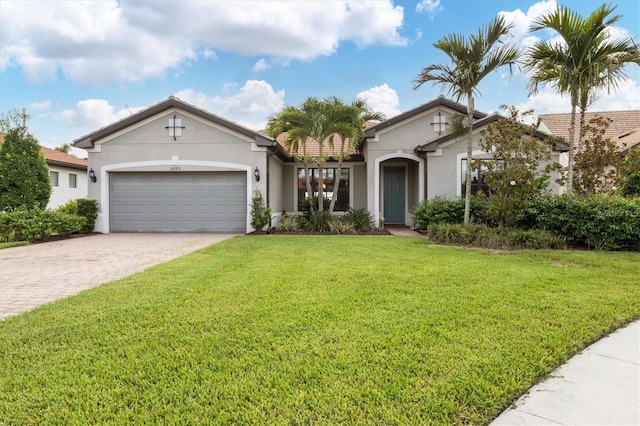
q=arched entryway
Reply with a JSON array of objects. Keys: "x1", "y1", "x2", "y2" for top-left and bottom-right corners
[{"x1": 373, "y1": 153, "x2": 424, "y2": 227}]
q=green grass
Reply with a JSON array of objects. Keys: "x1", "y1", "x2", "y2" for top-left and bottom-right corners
[
  {"x1": 0, "y1": 241, "x2": 28, "y2": 249},
  {"x1": 1, "y1": 236, "x2": 639, "y2": 425}
]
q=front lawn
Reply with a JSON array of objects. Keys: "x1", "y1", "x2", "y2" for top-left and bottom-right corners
[{"x1": 1, "y1": 236, "x2": 639, "y2": 424}]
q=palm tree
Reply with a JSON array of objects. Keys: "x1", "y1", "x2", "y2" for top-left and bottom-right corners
[
  {"x1": 413, "y1": 16, "x2": 519, "y2": 225},
  {"x1": 266, "y1": 97, "x2": 349, "y2": 212},
  {"x1": 266, "y1": 103, "x2": 316, "y2": 204},
  {"x1": 326, "y1": 97, "x2": 384, "y2": 213},
  {"x1": 523, "y1": 3, "x2": 640, "y2": 192}
]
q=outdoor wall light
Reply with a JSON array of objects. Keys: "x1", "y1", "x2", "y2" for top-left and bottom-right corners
[
  {"x1": 254, "y1": 166, "x2": 260, "y2": 182},
  {"x1": 89, "y1": 168, "x2": 97, "y2": 183}
]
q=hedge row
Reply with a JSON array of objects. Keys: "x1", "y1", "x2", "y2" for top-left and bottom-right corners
[
  {"x1": 0, "y1": 208, "x2": 85, "y2": 242},
  {"x1": 522, "y1": 195, "x2": 640, "y2": 251},
  {"x1": 412, "y1": 195, "x2": 640, "y2": 251}
]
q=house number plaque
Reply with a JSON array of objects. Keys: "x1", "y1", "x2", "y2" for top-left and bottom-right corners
[{"x1": 170, "y1": 166, "x2": 181, "y2": 171}]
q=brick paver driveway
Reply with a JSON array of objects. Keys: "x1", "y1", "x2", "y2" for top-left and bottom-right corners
[{"x1": 0, "y1": 233, "x2": 234, "y2": 320}]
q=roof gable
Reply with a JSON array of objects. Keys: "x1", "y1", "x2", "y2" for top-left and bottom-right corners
[
  {"x1": 365, "y1": 96, "x2": 488, "y2": 138},
  {"x1": 73, "y1": 96, "x2": 276, "y2": 149},
  {"x1": 416, "y1": 114, "x2": 569, "y2": 153}
]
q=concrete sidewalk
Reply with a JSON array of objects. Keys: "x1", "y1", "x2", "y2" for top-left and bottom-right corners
[
  {"x1": 0, "y1": 233, "x2": 234, "y2": 320},
  {"x1": 491, "y1": 320, "x2": 640, "y2": 425}
]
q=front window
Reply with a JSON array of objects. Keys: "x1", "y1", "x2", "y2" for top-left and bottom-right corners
[
  {"x1": 69, "y1": 173, "x2": 77, "y2": 188},
  {"x1": 49, "y1": 171, "x2": 59, "y2": 187},
  {"x1": 461, "y1": 159, "x2": 504, "y2": 195},
  {"x1": 298, "y1": 168, "x2": 350, "y2": 211}
]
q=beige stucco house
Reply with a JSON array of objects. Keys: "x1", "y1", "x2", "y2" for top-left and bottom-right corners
[{"x1": 73, "y1": 96, "x2": 566, "y2": 233}]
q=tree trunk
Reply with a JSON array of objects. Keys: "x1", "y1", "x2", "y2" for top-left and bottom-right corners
[
  {"x1": 464, "y1": 96, "x2": 475, "y2": 225},
  {"x1": 577, "y1": 106, "x2": 586, "y2": 155},
  {"x1": 567, "y1": 102, "x2": 577, "y2": 194},
  {"x1": 318, "y1": 164, "x2": 324, "y2": 212},
  {"x1": 304, "y1": 162, "x2": 313, "y2": 210},
  {"x1": 302, "y1": 144, "x2": 313, "y2": 211},
  {"x1": 329, "y1": 142, "x2": 346, "y2": 213}
]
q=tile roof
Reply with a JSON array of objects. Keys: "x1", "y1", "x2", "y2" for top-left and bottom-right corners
[
  {"x1": 275, "y1": 132, "x2": 359, "y2": 159},
  {"x1": 618, "y1": 127, "x2": 640, "y2": 154},
  {"x1": 538, "y1": 110, "x2": 640, "y2": 150},
  {"x1": 41, "y1": 146, "x2": 88, "y2": 170}
]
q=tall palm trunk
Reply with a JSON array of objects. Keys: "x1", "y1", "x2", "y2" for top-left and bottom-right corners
[
  {"x1": 566, "y1": 87, "x2": 578, "y2": 193},
  {"x1": 329, "y1": 142, "x2": 346, "y2": 213},
  {"x1": 317, "y1": 164, "x2": 324, "y2": 211},
  {"x1": 464, "y1": 95, "x2": 474, "y2": 225},
  {"x1": 303, "y1": 144, "x2": 313, "y2": 209}
]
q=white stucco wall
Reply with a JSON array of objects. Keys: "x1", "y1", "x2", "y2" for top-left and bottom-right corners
[{"x1": 46, "y1": 165, "x2": 88, "y2": 209}]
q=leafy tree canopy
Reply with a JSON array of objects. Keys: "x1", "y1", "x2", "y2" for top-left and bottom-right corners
[{"x1": 0, "y1": 112, "x2": 51, "y2": 211}]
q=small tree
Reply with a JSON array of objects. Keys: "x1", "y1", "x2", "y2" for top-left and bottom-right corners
[
  {"x1": 0, "y1": 126, "x2": 51, "y2": 211},
  {"x1": 250, "y1": 190, "x2": 271, "y2": 231},
  {"x1": 475, "y1": 105, "x2": 561, "y2": 227},
  {"x1": 573, "y1": 116, "x2": 624, "y2": 196}
]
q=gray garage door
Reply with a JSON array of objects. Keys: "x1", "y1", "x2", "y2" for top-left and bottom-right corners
[{"x1": 110, "y1": 172, "x2": 246, "y2": 233}]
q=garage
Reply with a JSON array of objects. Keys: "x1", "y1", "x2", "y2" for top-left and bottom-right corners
[{"x1": 110, "y1": 172, "x2": 247, "y2": 233}]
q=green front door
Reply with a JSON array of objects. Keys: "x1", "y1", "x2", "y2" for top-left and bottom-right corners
[{"x1": 384, "y1": 167, "x2": 405, "y2": 223}]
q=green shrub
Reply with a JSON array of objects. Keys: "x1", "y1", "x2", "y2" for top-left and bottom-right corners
[
  {"x1": 250, "y1": 191, "x2": 272, "y2": 231},
  {"x1": 276, "y1": 215, "x2": 300, "y2": 232},
  {"x1": 76, "y1": 199, "x2": 98, "y2": 233},
  {"x1": 412, "y1": 196, "x2": 487, "y2": 230},
  {"x1": 342, "y1": 207, "x2": 373, "y2": 232},
  {"x1": 523, "y1": 194, "x2": 640, "y2": 251},
  {"x1": 0, "y1": 208, "x2": 85, "y2": 242},
  {"x1": 426, "y1": 224, "x2": 566, "y2": 250},
  {"x1": 58, "y1": 198, "x2": 98, "y2": 233},
  {"x1": 57, "y1": 199, "x2": 78, "y2": 215},
  {"x1": 299, "y1": 197, "x2": 331, "y2": 222},
  {"x1": 306, "y1": 209, "x2": 331, "y2": 233},
  {"x1": 620, "y1": 172, "x2": 640, "y2": 197},
  {"x1": 328, "y1": 217, "x2": 356, "y2": 234},
  {"x1": 425, "y1": 223, "x2": 471, "y2": 244}
]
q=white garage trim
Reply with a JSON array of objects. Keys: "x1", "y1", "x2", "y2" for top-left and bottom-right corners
[{"x1": 96, "y1": 160, "x2": 252, "y2": 233}]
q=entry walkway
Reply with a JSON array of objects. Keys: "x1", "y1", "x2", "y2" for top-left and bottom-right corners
[{"x1": 0, "y1": 233, "x2": 234, "y2": 320}]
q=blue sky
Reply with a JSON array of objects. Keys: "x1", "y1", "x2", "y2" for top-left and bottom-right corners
[{"x1": 1, "y1": 0, "x2": 639, "y2": 156}]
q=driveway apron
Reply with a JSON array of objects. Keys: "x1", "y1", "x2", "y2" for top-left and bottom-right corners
[{"x1": 0, "y1": 233, "x2": 234, "y2": 320}]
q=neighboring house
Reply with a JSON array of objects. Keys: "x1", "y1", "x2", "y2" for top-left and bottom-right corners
[
  {"x1": 41, "y1": 146, "x2": 88, "y2": 209},
  {"x1": 538, "y1": 110, "x2": 640, "y2": 154},
  {"x1": 73, "y1": 96, "x2": 566, "y2": 234}
]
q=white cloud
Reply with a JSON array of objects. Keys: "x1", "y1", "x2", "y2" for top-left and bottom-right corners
[
  {"x1": 498, "y1": 0, "x2": 557, "y2": 48},
  {"x1": 0, "y1": 0, "x2": 406, "y2": 86},
  {"x1": 51, "y1": 99, "x2": 134, "y2": 128},
  {"x1": 28, "y1": 100, "x2": 52, "y2": 111},
  {"x1": 416, "y1": 0, "x2": 440, "y2": 14},
  {"x1": 175, "y1": 80, "x2": 285, "y2": 130},
  {"x1": 253, "y1": 59, "x2": 269, "y2": 72},
  {"x1": 356, "y1": 84, "x2": 401, "y2": 119},
  {"x1": 201, "y1": 49, "x2": 218, "y2": 60},
  {"x1": 518, "y1": 79, "x2": 640, "y2": 116}
]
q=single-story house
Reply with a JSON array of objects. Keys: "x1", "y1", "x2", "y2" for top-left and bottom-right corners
[
  {"x1": 41, "y1": 146, "x2": 88, "y2": 209},
  {"x1": 73, "y1": 96, "x2": 567, "y2": 234}
]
